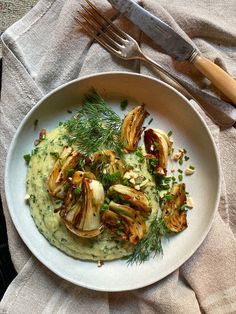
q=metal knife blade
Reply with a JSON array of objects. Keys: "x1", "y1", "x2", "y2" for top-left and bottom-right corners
[{"x1": 107, "y1": 0, "x2": 196, "y2": 61}]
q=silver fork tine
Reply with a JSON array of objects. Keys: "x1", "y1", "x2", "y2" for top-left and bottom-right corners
[
  {"x1": 76, "y1": 14, "x2": 122, "y2": 56},
  {"x1": 83, "y1": 0, "x2": 125, "y2": 39},
  {"x1": 80, "y1": 4, "x2": 123, "y2": 47},
  {"x1": 75, "y1": 2, "x2": 227, "y2": 125}
]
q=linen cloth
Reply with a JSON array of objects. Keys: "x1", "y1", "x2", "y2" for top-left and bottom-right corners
[{"x1": 0, "y1": 0, "x2": 236, "y2": 313}]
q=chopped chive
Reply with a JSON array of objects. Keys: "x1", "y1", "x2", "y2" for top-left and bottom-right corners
[
  {"x1": 184, "y1": 156, "x2": 190, "y2": 161},
  {"x1": 120, "y1": 99, "x2": 128, "y2": 110},
  {"x1": 148, "y1": 118, "x2": 153, "y2": 125},
  {"x1": 178, "y1": 174, "x2": 183, "y2": 182},
  {"x1": 177, "y1": 169, "x2": 183, "y2": 173},
  {"x1": 23, "y1": 154, "x2": 31, "y2": 164},
  {"x1": 178, "y1": 159, "x2": 183, "y2": 165},
  {"x1": 164, "y1": 176, "x2": 172, "y2": 182},
  {"x1": 167, "y1": 130, "x2": 173, "y2": 137},
  {"x1": 189, "y1": 165, "x2": 195, "y2": 170}
]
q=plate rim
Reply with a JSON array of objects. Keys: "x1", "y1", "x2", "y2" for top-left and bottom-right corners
[{"x1": 4, "y1": 71, "x2": 221, "y2": 291}]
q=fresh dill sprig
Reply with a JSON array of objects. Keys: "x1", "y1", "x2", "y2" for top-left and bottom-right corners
[
  {"x1": 127, "y1": 216, "x2": 169, "y2": 265},
  {"x1": 62, "y1": 91, "x2": 124, "y2": 156}
]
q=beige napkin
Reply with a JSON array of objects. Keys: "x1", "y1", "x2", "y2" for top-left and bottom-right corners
[{"x1": 1, "y1": 0, "x2": 236, "y2": 313}]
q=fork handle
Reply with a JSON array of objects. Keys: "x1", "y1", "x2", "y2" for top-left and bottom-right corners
[
  {"x1": 139, "y1": 54, "x2": 193, "y2": 99},
  {"x1": 191, "y1": 55, "x2": 236, "y2": 105},
  {"x1": 137, "y1": 53, "x2": 235, "y2": 127}
]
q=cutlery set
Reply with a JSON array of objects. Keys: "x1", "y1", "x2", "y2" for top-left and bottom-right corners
[{"x1": 77, "y1": 0, "x2": 236, "y2": 126}]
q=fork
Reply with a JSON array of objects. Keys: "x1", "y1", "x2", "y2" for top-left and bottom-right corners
[
  {"x1": 75, "y1": 0, "x2": 194, "y2": 99},
  {"x1": 75, "y1": 1, "x2": 235, "y2": 128}
]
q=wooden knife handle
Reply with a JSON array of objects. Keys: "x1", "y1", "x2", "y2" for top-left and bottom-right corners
[{"x1": 192, "y1": 55, "x2": 236, "y2": 105}]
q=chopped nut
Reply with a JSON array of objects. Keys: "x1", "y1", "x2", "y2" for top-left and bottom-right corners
[
  {"x1": 171, "y1": 167, "x2": 176, "y2": 173},
  {"x1": 172, "y1": 151, "x2": 183, "y2": 161},
  {"x1": 129, "y1": 178, "x2": 136, "y2": 185},
  {"x1": 187, "y1": 197, "x2": 194, "y2": 208},
  {"x1": 185, "y1": 167, "x2": 195, "y2": 175},
  {"x1": 132, "y1": 172, "x2": 139, "y2": 179},
  {"x1": 97, "y1": 260, "x2": 104, "y2": 267},
  {"x1": 139, "y1": 179, "x2": 149, "y2": 188},
  {"x1": 134, "y1": 185, "x2": 140, "y2": 190},
  {"x1": 124, "y1": 170, "x2": 139, "y2": 181},
  {"x1": 123, "y1": 171, "x2": 131, "y2": 179},
  {"x1": 25, "y1": 194, "x2": 30, "y2": 200}
]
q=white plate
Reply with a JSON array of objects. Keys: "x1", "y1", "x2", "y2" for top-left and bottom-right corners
[{"x1": 5, "y1": 72, "x2": 220, "y2": 292}]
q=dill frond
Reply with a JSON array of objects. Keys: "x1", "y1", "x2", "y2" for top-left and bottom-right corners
[
  {"x1": 62, "y1": 91, "x2": 124, "y2": 156},
  {"x1": 127, "y1": 216, "x2": 169, "y2": 265}
]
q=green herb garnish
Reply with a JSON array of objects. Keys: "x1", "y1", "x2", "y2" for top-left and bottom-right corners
[
  {"x1": 122, "y1": 178, "x2": 132, "y2": 187},
  {"x1": 74, "y1": 187, "x2": 82, "y2": 195},
  {"x1": 120, "y1": 99, "x2": 128, "y2": 110},
  {"x1": 50, "y1": 152, "x2": 59, "y2": 159},
  {"x1": 178, "y1": 159, "x2": 183, "y2": 165},
  {"x1": 65, "y1": 168, "x2": 75, "y2": 177},
  {"x1": 127, "y1": 217, "x2": 169, "y2": 264},
  {"x1": 62, "y1": 91, "x2": 124, "y2": 156},
  {"x1": 167, "y1": 130, "x2": 172, "y2": 137},
  {"x1": 99, "y1": 171, "x2": 122, "y2": 190},
  {"x1": 135, "y1": 147, "x2": 145, "y2": 163},
  {"x1": 178, "y1": 174, "x2": 183, "y2": 182},
  {"x1": 179, "y1": 204, "x2": 192, "y2": 211},
  {"x1": 24, "y1": 154, "x2": 31, "y2": 164}
]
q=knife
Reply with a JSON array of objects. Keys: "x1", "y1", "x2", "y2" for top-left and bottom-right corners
[{"x1": 107, "y1": 0, "x2": 236, "y2": 105}]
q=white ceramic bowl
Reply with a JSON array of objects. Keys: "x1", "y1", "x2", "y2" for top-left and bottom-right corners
[{"x1": 5, "y1": 72, "x2": 220, "y2": 291}]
